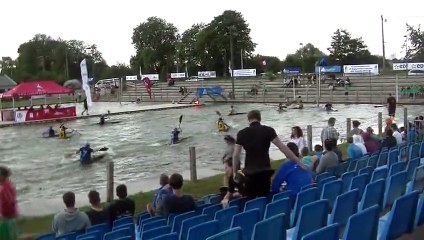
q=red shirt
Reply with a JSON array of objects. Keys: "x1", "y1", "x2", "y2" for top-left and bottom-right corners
[{"x1": 0, "y1": 179, "x2": 18, "y2": 218}]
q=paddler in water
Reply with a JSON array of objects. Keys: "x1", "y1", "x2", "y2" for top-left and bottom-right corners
[
  {"x1": 76, "y1": 143, "x2": 94, "y2": 163},
  {"x1": 58, "y1": 125, "x2": 67, "y2": 139},
  {"x1": 170, "y1": 128, "x2": 181, "y2": 144},
  {"x1": 229, "y1": 105, "x2": 236, "y2": 115},
  {"x1": 217, "y1": 117, "x2": 230, "y2": 132},
  {"x1": 48, "y1": 126, "x2": 56, "y2": 137},
  {"x1": 324, "y1": 103, "x2": 333, "y2": 111},
  {"x1": 99, "y1": 115, "x2": 106, "y2": 125},
  {"x1": 296, "y1": 96, "x2": 304, "y2": 109}
]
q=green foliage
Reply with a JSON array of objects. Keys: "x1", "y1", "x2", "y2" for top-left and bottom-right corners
[
  {"x1": 245, "y1": 54, "x2": 282, "y2": 73},
  {"x1": 265, "y1": 71, "x2": 277, "y2": 81},
  {"x1": 328, "y1": 29, "x2": 372, "y2": 65},
  {"x1": 406, "y1": 24, "x2": 424, "y2": 61}
]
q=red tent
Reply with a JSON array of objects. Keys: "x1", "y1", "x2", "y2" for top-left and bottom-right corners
[{"x1": 0, "y1": 80, "x2": 74, "y2": 99}]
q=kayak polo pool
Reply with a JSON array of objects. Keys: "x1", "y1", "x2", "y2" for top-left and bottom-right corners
[{"x1": 0, "y1": 102, "x2": 421, "y2": 212}]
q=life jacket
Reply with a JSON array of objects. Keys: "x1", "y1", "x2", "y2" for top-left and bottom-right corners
[
  {"x1": 59, "y1": 130, "x2": 65, "y2": 138},
  {"x1": 217, "y1": 121, "x2": 225, "y2": 131}
]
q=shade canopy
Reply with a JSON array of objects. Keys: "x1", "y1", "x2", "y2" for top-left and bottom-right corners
[{"x1": 1, "y1": 80, "x2": 74, "y2": 99}]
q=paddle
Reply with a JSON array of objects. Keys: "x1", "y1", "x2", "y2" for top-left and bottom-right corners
[
  {"x1": 215, "y1": 110, "x2": 222, "y2": 117},
  {"x1": 178, "y1": 115, "x2": 183, "y2": 132},
  {"x1": 97, "y1": 147, "x2": 109, "y2": 152}
]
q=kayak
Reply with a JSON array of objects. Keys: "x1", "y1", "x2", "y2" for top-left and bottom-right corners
[
  {"x1": 218, "y1": 126, "x2": 230, "y2": 132},
  {"x1": 169, "y1": 136, "x2": 192, "y2": 145},
  {"x1": 228, "y1": 112, "x2": 247, "y2": 116},
  {"x1": 324, "y1": 108, "x2": 338, "y2": 112},
  {"x1": 277, "y1": 108, "x2": 286, "y2": 113},
  {"x1": 57, "y1": 132, "x2": 77, "y2": 139},
  {"x1": 92, "y1": 120, "x2": 122, "y2": 126},
  {"x1": 42, "y1": 130, "x2": 73, "y2": 138},
  {"x1": 80, "y1": 153, "x2": 107, "y2": 165}
]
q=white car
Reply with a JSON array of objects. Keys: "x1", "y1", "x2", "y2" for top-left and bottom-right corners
[
  {"x1": 408, "y1": 70, "x2": 424, "y2": 76},
  {"x1": 185, "y1": 76, "x2": 204, "y2": 82}
]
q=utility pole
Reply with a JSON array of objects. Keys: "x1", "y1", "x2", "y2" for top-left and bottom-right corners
[
  {"x1": 381, "y1": 15, "x2": 386, "y2": 71},
  {"x1": 65, "y1": 49, "x2": 69, "y2": 80},
  {"x1": 230, "y1": 27, "x2": 235, "y2": 100},
  {"x1": 240, "y1": 49, "x2": 244, "y2": 69}
]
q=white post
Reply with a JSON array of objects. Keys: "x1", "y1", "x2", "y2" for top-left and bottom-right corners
[
  {"x1": 12, "y1": 97, "x2": 15, "y2": 109},
  {"x1": 120, "y1": 78, "x2": 123, "y2": 104},
  {"x1": 395, "y1": 74, "x2": 399, "y2": 101},
  {"x1": 317, "y1": 68, "x2": 321, "y2": 107},
  {"x1": 292, "y1": 78, "x2": 295, "y2": 100}
]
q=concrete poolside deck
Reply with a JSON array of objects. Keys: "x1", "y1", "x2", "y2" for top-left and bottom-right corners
[{"x1": 0, "y1": 103, "x2": 194, "y2": 128}]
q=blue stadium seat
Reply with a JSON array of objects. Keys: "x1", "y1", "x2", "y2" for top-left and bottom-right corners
[
  {"x1": 103, "y1": 227, "x2": 133, "y2": 240},
  {"x1": 272, "y1": 190, "x2": 293, "y2": 202},
  {"x1": 408, "y1": 143, "x2": 420, "y2": 160},
  {"x1": 388, "y1": 149, "x2": 399, "y2": 167},
  {"x1": 171, "y1": 211, "x2": 197, "y2": 234},
  {"x1": 420, "y1": 141, "x2": 424, "y2": 158},
  {"x1": 341, "y1": 171, "x2": 356, "y2": 192},
  {"x1": 349, "y1": 173, "x2": 369, "y2": 199},
  {"x1": 264, "y1": 198, "x2": 291, "y2": 228},
  {"x1": 355, "y1": 158, "x2": 368, "y2": 172},
  {"x1": 35, "y1": 232, "x2": 55, "y2": 240},
  {"x1": 141, "y1": 226, "x2": 171, "y2": 240},
  {"x1": 367, "y1": 155, "x2": 378, "y2": 169},
  {"x1": 377, "y1": 150, "x2": 389, "y2": 167},
  {"x1": 370, "y1": 166, "x2": 387, "y2": 183},
  {"x1": 342, "y1": 205, "x2": 379, "y2": 240},
  {"x1": 112, "y1": 223, "x2": 134, "y2": 238},
  {"x1": 231, "y1": 209, "x2": 261, "y2": 240},
  {"x1": 287, "y1": 199, "x2": 329, "y2": 240},
  {"x1": 244, "y1": 197, "x2": 268, "y2": 218},
  {"x1": 300, "y1": 183, "x2": 317, "y2": 192},
  {"x1": 315, "y1": 172, "x2": 331, "y2": 182},
  {"x1": 383, "y1": 171, "x2": 407, "y2": 208},
  {"x1": 325, "y1": 165, "x2": 338, "y2": 176},
  {"x1": 406, "y1": 165, "x2": 424, "y2": 193},
  {"x1": 347, "y1": 160, "x2": 358, "y2": 172},
  {"x1": 150, "y1": 232, "x2": 179, "y2": 240},
  {"x1": 406, "y1": 157, "x2": 420, "y2": 181},
  {"x1": 115, "y1": 237, "x2": 132, "y2": 240},
  {"x1": 140, "y1": 216, "x2": 164, "y2": 232},
  {"x1": 206, "y1": 227, "x2": 243, "y2": 240},
  {"x1": 359, "y1": 179, "x2": 385, "y2": 211},
  {"x1": 196, "y1": 203, "x2": 212, "y2": 214},
  {"x1": 208, "y1": 195, "x2": 221, "y2": 205},
  {"x1": 187, "y1": 220, "x2": 219, "y2": 240},
  {"x1": 229, "y1": 198, "x2": 246, "y2": 211},
  {"x1": 415, "y1": 195, "x2": 424, "y2": 228},
  {"x1": 167, "y1": 214, "x2": 177, "y2": 226},
  {"x1": 399, "y1": 145, "x2": 408, "y2": 161},
  {"x1": 142, "y1": 219, "x2": 167, "y2": 232},
  {"x1": 358, "y1": 166, "x2": 373, "y2": 176},
  {"x1": 202, "y1": 204, "x2": 222, "y2": 221},
  {"x1": 291, "y1": 187, "x2": 319, "y2": 227},
  {"x1": 388, "y1": 161, "x2": 405, "y2": 176},
  {"x1": 75, "y1": 231, "x2": 101, "y2": 240},
  {"x1": 214, "y1": 206, "x2": 239, "y2": 231},
  {"x1": 378, "y1": 191, "x2": 419, "y2": 240},
  {"x1": 320, "y1": 180, "x2": 343, "y2": 211},
  {"x1": 252, "y1": 213, "x2": 286, "y2": 240},
  {"x1": 86, "y1": 223, "x2": 110, "y2": 238},
  {"x1": 328, "y1": 189, "x2": 359, "y2": 227},
  {"x1": 301, "y1": 223, "x2": 339, "y2": 240},
  {"x1": 137, "y1": 211, "x2": 151, "y2": 226},
  {"x1": 113, "y1": 216, "x2": 133, "y2": 229},
  {"x1": 335, "y1": 161, "x2": 349, "y2": 178},
  {"x1": 317, "y1": 176, "x2": 337, "y2": 193},
  {"x1": 55, "y1": 232, "x2": 78, "y2": 240},
  {"x1": 179, "y1": 214, "x2": 207, "y2": 240}
]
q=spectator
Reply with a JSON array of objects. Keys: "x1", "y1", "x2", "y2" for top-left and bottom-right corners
[
  {"x1": 349, "y1": 120, "x2": 364, "y2": 138},
  {"x1": 382, "y1": 128, "x2": 397, "y2": 149},
  {"x1": 163, "y1": 173, "x2": 196, "y2": 216},
  {"x1": 108, "y1": 184, "x2": 135, "y2": 222},
  {"x1": 233, "y1": 110, "x2": 307, "y2": 199},
  {"x1": 347, "y1": 137, "x2": 363, "y2": 160},
  {"x1": 332, "y1": 139, "x2": 343, "y2": 162},
  {"x1": 320, "y1": 117, "x2": 339, "y2": 144},
  {"x1": 301, "y1": 147, "x2": 313, "y2": 167},
  {"x1": 311, "y1": 145, "x2": 323, "y2": 168},
  {"x1": 353, "y1": 135, "x2": 367, "y2": 155},
  {"x1": 221, "y1": 153, "x2": 246, "y2": 208},
  {"x1": 0, "y1": 166, "x2": 18, "y2": 240},
  {"x1": 290, "y1": 126, "x2": 307, "y2": 151},
  {"x1": 315, "y1": 139, "x2": 339, "y2": 174},
  {"x1": 52, "y1": 192, "x2": 91, "y2": 237},
  {"x1": 391, "y1": 123, "x2": 403, "y2": 145},
  {"x1": 387, "y1": 93, "x2": 396, "y2": 119},
  {"x1": 366, "y1": 127, "x2": 381, "y2": 143},
  {"x1": 407, "y1": 122, "x2": 419, "y2": 141},
  {"x1": 147, "y1": 174, "x2": 171, "y2": 216},
  {"x1": 362, "y1": 133, "x2": 380, "y2": 154},
  {"x1": 85, "y1": 190, "x2": 108, "y2": 225},
  {"x1": 271, "y1": 143, "x2": 313, "y2": 196}
]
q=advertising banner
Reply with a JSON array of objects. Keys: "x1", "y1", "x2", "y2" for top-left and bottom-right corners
[
  {"x1": 14, "y1": 110, "x2": 27, "y2": 123},
  {"x1": 343, "y1": 64, "x2": 379, "y2": 75},
  {"x1": 80, "y1": 59, "x2": 93, "y2": 107},
  {"x1": 315, "y1": 66, "x2": 342, "y2": 73},
  {"x1": 198, "y1": 71, "x2": 217, "y2": 78},
  {"x1": 392, "y1": 63, "x2": 424, "y2": 71},
  {"x1": 142, "y1": 74, "x2": 159, "y2": 81},
  {"x1": 170, "y1": 73, "x2": 186, "y2": 78},
  {"x1": 282, "y1": 67, "x2": 301, "y2": 74},
  {"x1": 126, "y1": 75, "x2": 138, "y2": 81},
  {"x1": 233, "y1": 69, "x2": 257, "y2": 77}
]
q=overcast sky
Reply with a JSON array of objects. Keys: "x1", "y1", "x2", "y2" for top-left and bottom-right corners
[{"x1": 1, "y1": 0, "x2": 423, "y2": 65}]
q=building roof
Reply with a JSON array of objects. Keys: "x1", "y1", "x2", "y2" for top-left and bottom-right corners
[{"x1": 0, "y1": 75, "x2": 17, "y2": 89}]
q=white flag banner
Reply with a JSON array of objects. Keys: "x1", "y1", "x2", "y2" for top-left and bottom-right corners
[{"x1": 80, "y1": 59, "x2": 93, "y2": 107}]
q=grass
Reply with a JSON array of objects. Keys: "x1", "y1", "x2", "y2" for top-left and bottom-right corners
[{"x1": 17, "y1": 143, "x2": 348, "y2": 237}]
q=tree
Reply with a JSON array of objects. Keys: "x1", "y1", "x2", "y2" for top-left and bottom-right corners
[
  {"x1": 328, "y1": 29, "x2": 371, "y2": 65},
  {"x1": 131, "y1": 17, "x2": 179, "y2": 80},
  {"x1": 0, "y1": 57, "x2": 16, "y2": 78},
  {"x1": 244, "y1": 54, "x2": 282, "y2": 73},
  {"x1": 176, "y1": 23, "x2": 205, "y2": 76},
  {"x1": 406, "y1": 24, "x2": 424, "y2": 61}
]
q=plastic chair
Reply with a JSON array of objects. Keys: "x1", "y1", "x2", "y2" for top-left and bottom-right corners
[
  {"x1": 341, "y1": 171, "x2": 356, "y2": 192},
  {"x1": 206, "y1": 227, "x2": 243, "y2": 240},
  {"x1": 383, "y1": 171, "x2": 407, "y2": 208},
  {"x1": 208, "y1": 195, "x2": 221, "y2": 205},
  {"x1": 342, "y1": 205, "x2": 379, "y2": 240},
  {"x1": 388, "y1": 149, "x2": 399, "y2": 167},
  {"x1": 378, "y1": 191, "x2": 419, "y2": 240},
  {"x1": 214, "y1": 206, "x2": 239, "y2": 231},
  {"x1": 420, "y1": 141, "x2": 424, "y2": 158},
  {"x1": 229, "y1": 197, "x2": 246, "y2": 211},
  {"x1": 55, "y1": 232, "x2": 78, "y2": 240},
  {"x1": 244, "y1": 197, "x2": 267, "y2": 218},
  {"x1": 325, "y1": 165, "x2": 338, "y2": 176},
  {"x1": 300, "y1": 183, "x2": 317, "y2": 192},
  {"x1": 315, "y1": 172, "x2": 331, "y2": 182},
  {"x1": 335, "y1": 161, "x2": 349, "y2": 178},
  {"x1": 112, "y1": 216, "x2": 133, "y2": 229},
  {"x1": 272, "y1": 190, "x2": 293, "y2": 202},
  {"x1": 359, "y1": 179, "x2": 385, "y2": 211},
  {"x1": 86, "y1": 223, "x2": 110, "y2": 237},
  {"x1": 35, "y1": 233, "x2": 55, "y2": 240},
  {"x1": 320, "y1": 180, "x2": 343, "y2": 211},
  {"x1": 406, "y1": 165, "x2": 424, "y2": 193},
  {"x1": 202, "y1": 203, "x2": 222, "y2": 221},
  {"x1": 187, "y1": 220, "x2": 219, "y2": 240},
  {"x1": 141, "y1": 226, "x2": 171, "y2": 240},
  {"x1": 370, "y1": 166, "x2": 387, "y2": 183},
  {"x1": 75, "y1": 231, "x2": 101, "y2": 240},
  {"x1": 406, "y1": 157, "x2": 420, "y2": 181},
  {"x1": 140, "y1": 216, "x2": 164, "y2": 232},
  {"x1": 264, "y1": 198, "x2": 291, "y2": 228},
  {"x1": 347, "y1": 160, "x2": 358, "y2": 172},
  {"x1": 408, "y1": 143, "x2": 420, "y2": 160},
  {"x1": 302, "y1": 223, "x2": 339, "y2": 240},
  {"x1": 388, "y1": 161, "x2": 405, "y2": 176},
  {"x1": 291, "y1": 187, "x2": 319, "y2": 227},
  {"x1": 179, "y1": 214, "x2": 207, "y2": 240},
  {"x1": 142, "y1": 218, "x2": 167, "y2": 232},
  {"x1": 349, "y1": 173, "x2": 369, "y2": 199},
  {"x1": 252, "y1": 213, "x2": 286, "y2": 240},
  {"x1": 231, "y1": 209, "x2": 261, "y2": 240},
  {"x1": 328, "y1": 189, "x2": 359, "y2": 227},
  {"x1": 171, "y1": 211, "x2": 197, "y2": 234},
  {"x1": 103, "y1": 227, "x2": 133, "y2": 240},
  {"x1": 115, "y1": 237, "x2": 132, "y2": 240},
  {"x1": 415, "y1": 196, "x2": 424, "y2": 228},
  {"x1": 377, "y1": 151, "x2": 389, "y2": 167},
  {"x1": 358, "y1": 166, "x2": 373, "y2": 176},
  {"x1": 287, "y1": 199, "x2": 329, "y2": 240},
  {"x1": 150, "y1": 232, "x2": 179, "y2": 240},
  {"x1": 355, "y1": 158, "x2": 368, "y2": 171},
  {"x1": 112, "y1": 223, "x2": 134, "y2": 238},
  {"x1": 137, "y1": 211, "x2": 151, "y2": 226},
  {"x1": 367, "y1": 155, "x2": 378, "y2": 169},
  {"x1": 167, "y1": 214, "x2": 177, "y2": 226},
  {"x1": 196, "y1": 203, "x2": 212, "y2": 214}
]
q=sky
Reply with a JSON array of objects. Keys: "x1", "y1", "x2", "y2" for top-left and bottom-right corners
[{"x1": 1, "y1": 0, "x2": 423, "y2": 66}]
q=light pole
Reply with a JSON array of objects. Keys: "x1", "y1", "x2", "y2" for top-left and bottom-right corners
[
  {"x1": 86, "y1": 45, "x2": 96, "y2": 81},
  {"x1": 381, "y1": 15, "x2": 387, "y2": 71},
  {"x1": 65, "y1": 49, "x2": 69, "y2": 80},
  {"x1": 299, "y1": 43, "x2": 304, "y2": 72},
  {"x1": 229, "y1": 27, "x2": 235, "y2": 100}
]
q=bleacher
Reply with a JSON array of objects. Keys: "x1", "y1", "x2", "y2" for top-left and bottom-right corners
[{"x1": 36, "y1": 140, "x2": 424, "y2": 240}]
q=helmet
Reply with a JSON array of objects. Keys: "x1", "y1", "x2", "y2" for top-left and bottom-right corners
[
  {"x1": 219, "y1": 117, "x2": 223, "y2": 121},
  {"x1": 85, "y1": 143, "x2": 90, "y2": 147}
]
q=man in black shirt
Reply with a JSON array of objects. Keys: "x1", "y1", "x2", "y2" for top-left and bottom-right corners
[
  {"x1": 163, "y1": 173, "x2": 196, "y2": 217},
  {"x1": 233, "y1": 110, "x2": 307, "y2": 199},
  {"x1": 108, "y1": 184, "x2": 135, "y2": 223},
  {"x1": 85, "y1": 190, "x2": 109, "y2": 225},
  {"x1": 387, "y1": 93, "x2": 396, "y2": 119}
]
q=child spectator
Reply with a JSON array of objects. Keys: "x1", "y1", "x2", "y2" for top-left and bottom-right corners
[
  {"x1": 108, "y1": 184, "x2": 135, "y2": 222},
  {"x1": 163, "y1": 173, "x2": 196, "y2": 217},
  {"x1": 85, "y1": 190, "x2": 109, "y2": 225},
  {"x1": 0, "y1": 166, "x2": 18, "y2": 240},
  {"x1": 301, "y1": 147, "x2": 313, "y2": 167}
]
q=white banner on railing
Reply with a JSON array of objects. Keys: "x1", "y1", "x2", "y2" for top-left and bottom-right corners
[
  {"x1": 171, "y1": 72, "x2": 186, "y2": 78},
  {"x1": 14, "y1": 110, "x2": 27, "y2": 123},
  {"x1": 233, "y1": 69, "x2": 257, "y2": 77},
  {"x1": 392, "y1": 63, "x2": 424, "y2": 71},
  {"x1": 343, "y1": 64, "x2": 379, "y2": 75},
  {"x1": 198, "y1": 71, "x2": 217, "y2": 78},
  {"x1": 80, "y1": 59, "x2": 93, "y2": 107},
  {"x1": 142, "y1": 74, "x2": 159, "y2": 81},
  {"x1": 126, "y1": 75, "x2": 138, "y2": 81}
]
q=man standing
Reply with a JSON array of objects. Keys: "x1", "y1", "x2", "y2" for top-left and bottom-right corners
[
  {"x1": 387, "y1": 93, "x2": 396, "y2": 120},
  {"x1": 82, "y1": 98, "x2": 89, "y2": 116},
  {"x1": 320, "y1": 117, "x2": 339, "y2": 144},
  {"x1": 232, "y1": 110, "x2": 307, "y2": 199}
]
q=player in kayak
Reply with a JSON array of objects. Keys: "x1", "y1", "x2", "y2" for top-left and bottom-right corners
[
  {"x1": 217, "y1": 117, "x2": 230, "y2": 132},
  {"x1": 76, "y1": 143, "x2": 94, "y2": 163},
  {"x1": 47, "y1": 126, "x2": 56, "y2": 137},
  {"x1": 58, "y1": 125, "x2": 68, "y2": 139},
  {"x1": 324, "y1": 103, "x2": 333, "y2": 111},
  {"x1": 170, "y1": 128, "x2": 181, "y2": 144},
  {"x1": 229, "y1": 105, "x2": 236, "y2": 115},
  {"x1": 99, "y1": 115, "x2": 106, "y2": 125}
]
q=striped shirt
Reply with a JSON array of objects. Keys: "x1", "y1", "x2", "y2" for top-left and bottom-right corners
[{"x1": 321, "y1": 126, "x2": 339, "y2": 143}]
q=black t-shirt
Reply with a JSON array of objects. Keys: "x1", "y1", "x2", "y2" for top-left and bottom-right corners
[
  {"x1": 163, "y1": 195, "x2": 196, "y2": 217},
  {"x1": 108, "y1": 198, "x2": 135, "y2": 222},
  {"x1": 86, "y1": 208, "x2": 109, "y2": 225},
  {"x1": 387, "y1": 96, "x2": 396, "y2": 111},
  {"x1": 236, "y1": 122, "x2": 277, "y2": 173},
  {"x1": 382, "y1": 136, "x2": 397, "y2": 149}
]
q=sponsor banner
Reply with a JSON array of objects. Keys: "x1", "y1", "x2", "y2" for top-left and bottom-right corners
[
  {"x1": 198, "y1": 71, "x2": 217, "y2": 78},
  {"x1": 343, "y1": 64, "x2": 379, "y2": 75},
  {"x1": 233, "y1": 69, "x2": 257, "y2": 77},
  {"x1": 14, "y1": 107, "x2": 77, "y2": 123},
  {"x1": 142, "y1": 74, "x2": 159, "y2": 81},
  {"x1": 392, "y1": 63, "x2": 424, "y2": 71},
  {"x1": 80, "y1": 59, "x2": 93, "y2": 107},
  {"x1": 126, "y1": 75, "x2": 138, "y2": 81},
  {"x1": 14, "y1": 110, "x2": 27, "y2": 123},
  {"x1": 315, "y1": 65, "x2": 342, "y2": 73},
  {"x1": 283, "y1": 67, "x2": 301, "y2": 74},
  {"x1": 170, "y1": 72, "x2": 186, "y2": 78}
]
